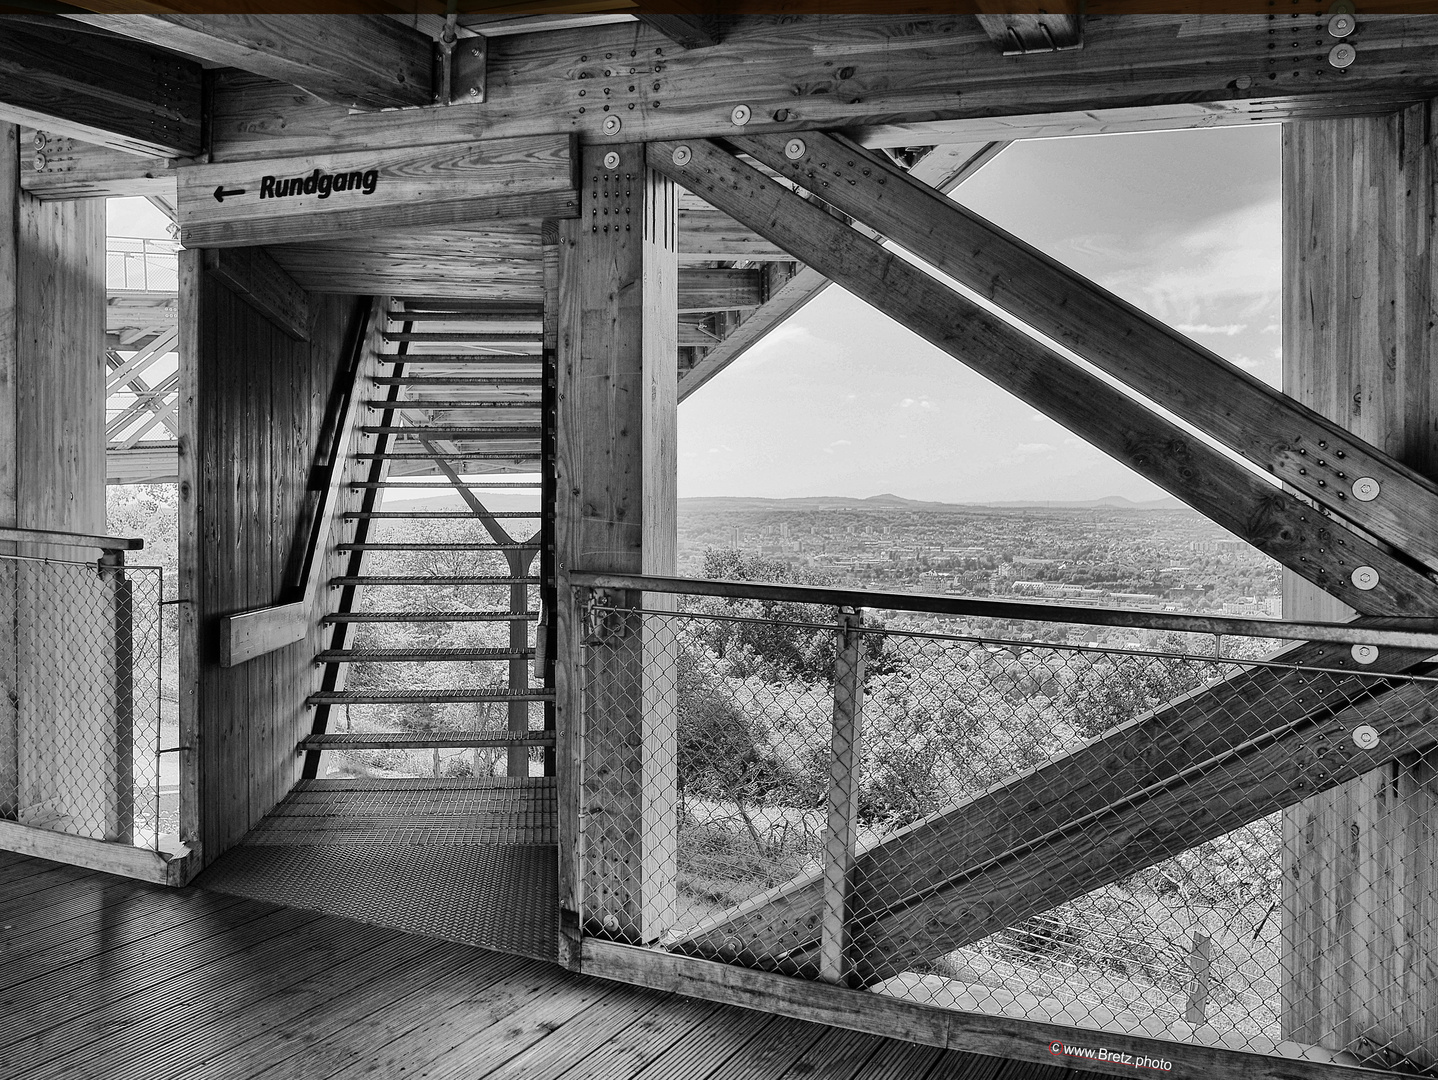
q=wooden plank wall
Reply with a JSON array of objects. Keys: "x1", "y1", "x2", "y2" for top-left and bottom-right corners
[
  {"x1": 180, "y1": 253, "x2": 365, "y2": 866},
  {"x1": 1281, "y1": 101, "x2": 1438, "y2": 1070},
  {"x1": 0, "y1": 120, "x2": 107, "y2": 833}
]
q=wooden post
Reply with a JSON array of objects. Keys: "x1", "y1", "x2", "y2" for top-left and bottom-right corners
[
  {"x1": 820, "y1": 608, "x2": 865, "y2": 986},
  {"x1": 1185, "y1": 932, "x2": 1212, "y2": 1028},
  {"x1": 1281, "y1": 103, "x2": 1438, "y2": 1070},
  {"x1": 105, "y1": 549, "x2": 135, "y2": 845},
  {"x1": 0, "y1": 121, "x2": 107, "y2": 837},
  {"x1": 557, "y1": 143, "x2": 678, "y2": 945}
]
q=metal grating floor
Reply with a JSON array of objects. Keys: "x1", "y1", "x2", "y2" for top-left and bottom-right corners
[{"x1": 194, "y1": 778, "x2": 557, "y2": 961}]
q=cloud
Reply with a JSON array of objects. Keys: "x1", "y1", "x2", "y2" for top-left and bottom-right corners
[
  {"x1": 1174, "y1": 323, "x2": 1246, "y2": 336},
  {"x1": 728, "y1": 323, "x2": 825, "y2": 373},
  {"x1": 898, "y1": 398, "x2": 936, "y2": 410},
  {"x1": 824, "y1": 439, "x2": 852, "y2": 455},
  {"x1": 1230, "y1": 354, "x2": 1262, "y2": 370},
  {"x1": 1009, "y1": 442, "x2": 1056, "y2": 463}
]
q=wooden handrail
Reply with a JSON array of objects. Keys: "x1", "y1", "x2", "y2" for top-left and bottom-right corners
[
  {"x1": 219, "y1": 297, "x2": 378, "y2": 667},
  {"x1": 0, "y1": 526, "x2": 143, "y2": 552},
  {"x1": 568, "y1": 571, "x2": 1438, "y2": 651}
]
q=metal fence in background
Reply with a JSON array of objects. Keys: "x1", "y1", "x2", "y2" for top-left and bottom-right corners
[
  {"x1": 107, "y1": 236, "x2": 180, "y2": 293},
  {"x1": 575, "y1": 578, "x2": 1438, "y2": 1076},
  {"x1": 0, "y1": 551, "x2": 165, "y2": 852}
]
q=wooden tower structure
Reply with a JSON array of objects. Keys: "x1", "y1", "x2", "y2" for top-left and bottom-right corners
[{"x1": 5, "y1": 9, "x2": 1438, "y2": 1079}]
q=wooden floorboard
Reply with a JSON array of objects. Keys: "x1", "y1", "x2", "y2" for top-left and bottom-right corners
[{"x1": 0, "y1": 853, "x2": 1056, "y2": 1080}]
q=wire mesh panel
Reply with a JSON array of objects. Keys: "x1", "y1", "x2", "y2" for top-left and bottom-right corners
[
  {"x1": 577, "y1": 587, "x2": 1438, "y2": 1074},
  {"x1": 0, "y1": 554, "x2": 164, "y2": 851}
]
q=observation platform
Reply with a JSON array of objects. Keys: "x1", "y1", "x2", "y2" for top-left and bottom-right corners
[{"x1": 0, "y1": 849, "x2": 1056, "y2": 1080}]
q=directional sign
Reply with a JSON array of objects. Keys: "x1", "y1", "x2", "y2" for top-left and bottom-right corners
[{"x1": 177, "y1": 134, "x2": 578, "y2": 248}]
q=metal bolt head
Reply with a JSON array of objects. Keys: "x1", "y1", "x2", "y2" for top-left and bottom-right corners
[
  {"x1": 671, "y1": 145, "x2": 692, "y2": 167},
  {"x1": 1351, "y1": 564, "x2": 1380, "y2": 591},
  {"x1": 1235, "y1": 75, "x2": 1252, "y2": 90},
  {"x1": 1351, "y1": 643, "x2": 1379, "y2": 665},
  {"x1": 602, "y1": 115, "x2": 623, "y2": 136},
  {"x1": 1328, "y1": 12, "x2": 1356, "y2": 37},
  {"x1": 469, "y1": 86, "x2": 480, "y2": 98},
  {"x1": 1351, "y1": 724, "x2": 1381, "y2": 751},
  {"x1": 32, "y1": 130, "x2": 46, "y2": 150},
  {"x1": 602, "y1": 151, "x2": 620, "y2": 170},
  {"x1": 1352, "y1": 475, "x2": 1380, "y2": 502},
  {"x1": 32, "y1": 152, "x2": 46, "y2": 172},
  {"x1": 1329, "y1": 42, "x2": 1357, "y2": 69},
  {"x1": 784, "y1": 138, "x2": 807, "y2": 160},
  {"x1": 730, "y1": 103, "x2": 752, "y2": 126}
]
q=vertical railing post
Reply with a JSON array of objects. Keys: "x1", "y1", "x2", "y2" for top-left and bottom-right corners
[
  {"x1": 102, "y1": 548, "x2": 134, "y2": 844},
  {"x1": 820, "y1": 606, "x2": 864, "y2": 986}
]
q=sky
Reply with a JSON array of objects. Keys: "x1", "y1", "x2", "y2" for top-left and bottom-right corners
[{"x1": 677, "y1": 124, "x2": 1283, "y2": 504}]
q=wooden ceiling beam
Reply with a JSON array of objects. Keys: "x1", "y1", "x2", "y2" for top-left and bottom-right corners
[
  {"x1": 973, "y1": 13, "x2": 1082, "y2": 55},
  {"x1": 0, "y1": 17, "x2": 202, "y2": 159},
  {"x1": 63, "y1": 14, "x2": 436, "y2": 110},
  {"x1": 739, "y1": 128, "x2": 1438, "y2": 575},
  {"x1": 635, "y1": 14, "x2": 723, "y2": 50},
  {"x1": 20, "y1": 127, "x2": 177, "y2": 201},
  {"x1": 205, "y1": 15, "x2": 1438, "y2": 162}
]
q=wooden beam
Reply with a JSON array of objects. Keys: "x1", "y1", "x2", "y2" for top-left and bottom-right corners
[
  {"x1": 636, "y1": 14, "x2": 723, "y2": 49},
  {"x1": 64, "y1": 14, "x2": 435, "y2": 110},
  {"x1": 678, "y1": 265, "x2": 825, "y2": 401},
  {"x1": 582, "y1": 939, "x2": 1367, "y2": 1080},
  {"x1": 203, "y1": 248, "x2": 310, "y2": 342},
  {"x1": 677, "y1": 208, "x2": 788, "y2": 261},
  {"x1": 653, "y1": 139, "x2": 1438, "y2": 616},
  {"x1": 677, "y1": 141, "x2": 1004, "y2": 399},
  {"x1": 268, "y1": 226, "x2": 545, "y2": 300},
  {"x1": 219, "y1": 602, "x2": 305, "y2": 668},
  {"x1": 0, "y1": 17, "x2": 201, "y2": 159},
  {"x1": 737, "y1": 129, "x2": 1438, "y2": 577},
  {"x1": 20, "y1": 129, "x2": 177, "y2": 201},
  {"x1": 557, "y1": 144, "x2": 678, "y2": 943},
  {"x1": 974, "y1": 13, "x2": 1082, "y2": 54},
  {"x1": 0, "y1": 819, "x2": 172, "y2": 885},
  {"x1": 178, "y1": 135, "x2": 579, "y2": 249},
  {"x1": 206, "y1": 16, "x2": 1438, "y2": 162},
  {"x1": 676, "y1": 268, "x2": 763, "y2": 313}
]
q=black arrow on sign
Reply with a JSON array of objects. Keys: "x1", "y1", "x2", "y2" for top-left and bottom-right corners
[{"x1": 213, "y1": 185, "x2": 245, "y2": 202}]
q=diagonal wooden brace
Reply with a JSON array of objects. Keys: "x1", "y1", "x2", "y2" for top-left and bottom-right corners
[
  {"x1": 649, "y1": 138, "x2": 1438, "y2": 618},
  {"x1": 731, "y1": 129, "x2": 1438, "y2": 576}
]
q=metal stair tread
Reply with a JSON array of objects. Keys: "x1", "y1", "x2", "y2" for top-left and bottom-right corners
[
  {"x1": 316, "y1": 648, "x2": 534, "y2": 662},
  {"x1": 299, "y1": 730, "x2": 556, "y2": 749},
  {"x1": 321, "y1": 610, "x2": 538, "y2": 623},
  {"x1": 307, "y1": 688, "x2": 554, "y2": 704}
]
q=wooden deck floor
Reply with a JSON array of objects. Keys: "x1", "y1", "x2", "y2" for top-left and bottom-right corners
[{"x1": 0, "y1": 849, "x2": 1069, "y2": 1080}]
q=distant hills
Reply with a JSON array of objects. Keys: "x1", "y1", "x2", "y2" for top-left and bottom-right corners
[{"x1": 680, "y1": 494, "x2": 1189, "y2": 513}]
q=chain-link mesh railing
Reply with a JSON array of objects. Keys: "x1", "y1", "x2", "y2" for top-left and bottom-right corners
[
  {"x1": 107, "y1": 237, "x2": 180, "y2": 293},
  {"x1": 577, "y1": 582, "x2": 1438, "y2": 1075},
  {"x1": 0, "y1": 552, "x2": 165, "y2": 851}
]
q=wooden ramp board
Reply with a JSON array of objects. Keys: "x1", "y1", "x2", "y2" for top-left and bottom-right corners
[{"x1": 0, "y1": 852, "x2": 1051, "y2": 1080}]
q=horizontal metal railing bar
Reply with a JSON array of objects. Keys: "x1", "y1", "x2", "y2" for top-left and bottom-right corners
[
  {"x1": 329, "y1": 575, "x2": 538, "y2": 586},
  {"x1": 0, "y1": 526, "x2": 143, "y2": 551},
  {"x1": 364, "y1": 401, "x2": 543, "y2": 410},
  {"x1": 343, "y1": 510, "x2": 540, "y2": 519},
  {"x1": 306, "y1": 689, "x2": 554, "y2": 705},
  {"x1": 568, "y1": 571, "x2": 1438, "y2": 651}
]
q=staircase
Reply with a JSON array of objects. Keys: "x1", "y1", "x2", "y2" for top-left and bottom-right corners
[{"x1": 302, "y1": 297, "x2": 556, "y2": 783}]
